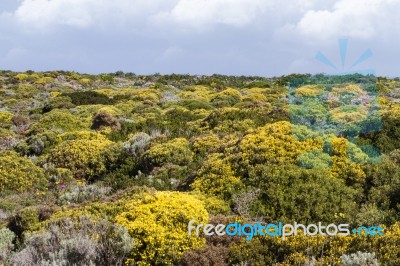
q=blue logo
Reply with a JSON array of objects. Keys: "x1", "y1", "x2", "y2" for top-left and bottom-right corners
[{"x1": 316, "y1": 38, "x2": 375, "y2": 75}]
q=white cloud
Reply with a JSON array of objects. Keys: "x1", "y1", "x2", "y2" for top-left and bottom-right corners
[
  {"x1": 163, "y1": 0, "x2": 269, "y2": 28},
  {"x1": 13, "y1": 0, "x2": 173, "y2": 30},
  {"x1": 154, "y1": 0, "x2": 327, "y2": 30},
  {"x1": 12, "y1": 0, "x2": 325, "y2": 32},
  {"x1": 292, "y1": 0, "x2": 400, "y2": 40}
]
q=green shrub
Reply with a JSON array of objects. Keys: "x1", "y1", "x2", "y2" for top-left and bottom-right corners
[
  {"x1": 42, "y1": 96, "x2": 74, "y2": 113},
  {"x1": 63, "y1": 91, "x2": 116, "y2": 106},
  {"x1": 8, "y1": 207, "x2": 39, "y2": 242}
]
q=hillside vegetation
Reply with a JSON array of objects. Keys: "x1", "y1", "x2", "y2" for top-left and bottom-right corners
[{"x1": 0, "y1": 70, "x2": 400, "y2": 265}]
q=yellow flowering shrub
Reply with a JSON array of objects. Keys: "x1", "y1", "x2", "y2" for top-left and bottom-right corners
[
  {"x1": 178, "y1": 85, "x2": 216, "y2": 102},
  {"x1": 0, "y1": 151, "x2": 46, "y2": 193},
  {"x1": 46, "y1": 139, "x2": 112, "y2": 180},
  {"x1": 59, "y1": 130, "x2": 108, "y2": 142},
  {"x1": 211, "y1": 87, "x2": 242, "y2": 107},
  {"x1": 144, "y1": 138, "x2": 193, "y2": 167},
  {"x1": 114, "y1": 191, "x2": 209, "y2": 265},
  {"x1": 50, "y1": 91, "x2": 61, "y2": 98},
  {"x1": 79, "y1": 78, "x2": 92, "y2": 86},
  {"x1": 191, "y1": 134, "x2": 221, "y2": 155},
  {"x1": 242, "y1": 93, "x2": 268, "y2": 103},
  {"x1": 295, "y1": 85, "x2": 320, "y2": 96},
  {"x1": 34, "y1": 109, "x2": 87, "y2": 132},
  {"x1": 191, "y1": 153, "x2": 244, "y2": 200},
  {"x1": 131, "y1": 88, "x2": 161, "y2": 102},
  {"x1": 34, "y1": 77, "x2": 54, "y2": 85},
  {"x1": 0, "y1": 112, "x2": 13, "y2": 124},
  {"x1": 230, "y1": 220, "x2": 400, "y2": 265},
  {"x1": 14, "y1": 73, "x2": 29, "y2": 81},
  {"x1": 330, "y1": 137, "x2": 366, "y2": 185},
  {"x1": 239, "y1": 121, "x2": 323, "y2": 166},
  {"x1": 242, "y1": 87, "x2": 269, "y2": 94}
]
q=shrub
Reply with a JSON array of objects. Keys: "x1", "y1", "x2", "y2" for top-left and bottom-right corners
[
  {"x1": 123, "y1": 132, "x2": 152, "y2": 157},
  {"x1": 33, "y1": 109, "x2": 87, "y2": 132},
  {"x1": 91, "y1": 111, "x2": 121, "y2": 130},
  {"x1": 249, "y1": 164, "x2": 358, "y2": 223},
  {"x1": 364, "y1": 151, "x2": 400, "y2": 224},
  {"x1": 0, "y1": 111, "x2": 13, "y2": 128},
  {"x1": 14, "y1": 73, "x2": 29, "y2": 81},
  {"x1": 46, "y1": 139, "x2": 112, "y2": 180},
  {"x1": 15, "y1": 130, "x2": 58, "y2": 156},
  {"x1": 191, "y1": 134, "x2": 221, "y2": 156},
  {"x1": 295, "y1": 85, "x2": 320, "y2": 96},
  {"x1": 0, "y1": 227, "x2": 15, "y2": 263},
  {"x1": 131, "y1": 88, "x2": 161, "y2": 103},
  {"x1": 179, "y1": 215, "x2": 240, "y2": 266},
  {"x1": 57, "y1": 184, "x2": 112, "y2": 205},
  {"x1": 59, "y1": 130, "x2": 108, "y2": 142},
  {"x1": 144, "y1": 138, "x2": 193, "y2": 168},
  {"x1": 10, "y1": 216, "x2": 133, "y2": 266},
  {"x1": 8, "y1": 207, "x2": 40, "y2": 242},
  {"x1": 236, "y1": 121, "x2": 322, "y2": 176},
  {"x1": 210, "y1": 88, "x2": 242, "y2": 107},
  {"x1": 63, "y1": 91, "x2": 116, "y2": 106},
  {"x1": 42, "y1": 96, "x2": 74, "y2": 113},
  {"x1": 340, "y1": 251, "x2": 378, "y2": 266},
  {"x1": 0, "y1": 136, "x2": 19, "y2": 152},
  {"x1": 115, "y1": 191, "x2": 209, "y2": 265},
  {"x1": 162, "y1": 106, "x2": 203, "y2": 135},
  {"x1": 34, "y1": 76, "x2": 54, "y2": 85},
  {"x1": 148, "y1": 163, "x2": 188, "y2": 190},
  {"x1": 0, "y1": 151, "x2": 46, "y2": 194},
  {"x1": 178, "y1": 99, "x2": 213, "y2": 111},
  {"x1": 192, "y1": 153, "x2": 244, "y2": 200},
  {"x1": 11, "y1": 114, "x2": 30, "y2": 133}
]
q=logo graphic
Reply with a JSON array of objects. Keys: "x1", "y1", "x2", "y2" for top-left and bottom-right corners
[
  {"x1": 316, "y1": 39, "x2": 375, "y2": 75},
  {"x1": 288, "y1": 39, "x2": 381, "y2": 168}
]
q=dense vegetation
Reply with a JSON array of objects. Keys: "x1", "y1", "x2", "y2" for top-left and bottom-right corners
[{"x1": 0, "y1": 70, "x2": 400, "y2": 265}]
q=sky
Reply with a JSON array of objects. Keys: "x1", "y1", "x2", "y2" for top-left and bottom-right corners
[{"x1": 0, "y1": 0, "x2": 399, "y2": 77}]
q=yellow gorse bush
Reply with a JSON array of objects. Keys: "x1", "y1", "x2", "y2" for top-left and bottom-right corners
[
  {"x1": 239, "y1": 121, "x2": 323, "y2": 166},
  {"x1": 46, "y1": 138, "x2": 112, "y2": 180},
  {"x1": 0, "y1": 151, "x2": 46, "y2": 193},
  {"x1": 145, "y1": 138, "x2": 193, "y2": 167},
  {"x1": 191, "y1": 153, "x2": 244, "y2": 200},
  {"x1": 295, "y1": 85, "x2": 320, "y2": 97},
  {"x1": 114, "y1": 191, "x2": 209, "y2": 265}
]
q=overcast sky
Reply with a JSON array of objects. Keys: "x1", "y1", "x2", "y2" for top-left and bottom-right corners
[{"x1": 0, "y1": 0, "x2": 399, "y2": 77}]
